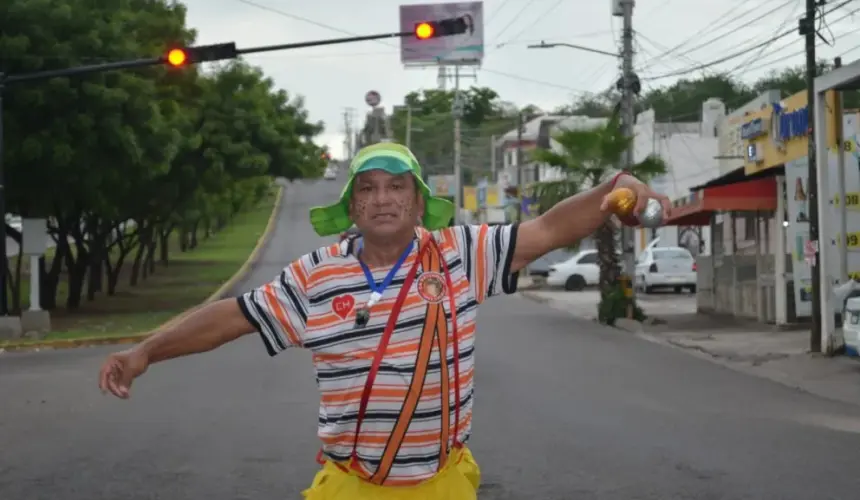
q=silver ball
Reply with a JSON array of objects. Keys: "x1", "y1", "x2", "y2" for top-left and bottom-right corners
[{"x1": 639, "y1": 198, "x2": 663, "y2": 228}]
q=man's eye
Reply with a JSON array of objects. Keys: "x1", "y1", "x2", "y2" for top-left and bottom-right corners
[{"x1": 359, "y1": 185, "x2": 372, "y2": 192}]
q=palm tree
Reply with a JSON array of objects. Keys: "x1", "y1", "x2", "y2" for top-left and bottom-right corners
[{"x1": 530, "y1": 116, "x2": 667, "y2": 324}]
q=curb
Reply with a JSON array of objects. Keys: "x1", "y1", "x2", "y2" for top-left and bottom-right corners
[
  {"x1": 0, "y1": 185, "x2": 285, "y2": 353},
  {"x1": 518, "y1": 290, "x2": 551, "y2": 304}
]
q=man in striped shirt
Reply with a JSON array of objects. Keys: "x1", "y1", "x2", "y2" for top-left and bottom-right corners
[{"x1": 99, "y1": 142, "x2": 670, "y2": 499}]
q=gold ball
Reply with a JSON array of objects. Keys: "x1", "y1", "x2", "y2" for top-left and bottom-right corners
[{"x1": 607, "y1": 187, "x2": 637, "y2": 216}]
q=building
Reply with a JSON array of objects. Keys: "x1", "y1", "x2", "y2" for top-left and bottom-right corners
[
  {"x1": 663, "y1": 88, "x2": 842, "y2": 328},
  {"x1": 495, "y1": 115, "x2": 609, "y2": 189},
  {"x1": 632, "y1": 99, "x2": 722, "y2": 256}
]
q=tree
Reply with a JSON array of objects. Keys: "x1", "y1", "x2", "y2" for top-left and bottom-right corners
[
  {"x1": 531, "y1": 116, "x2": 667, "y2": 325},
  {"x1": 0, "y1": 0, "x2": 325, "y2": 314},
  {"x1": 388, "y1": 87, "x2": 519, "y2": 182}
]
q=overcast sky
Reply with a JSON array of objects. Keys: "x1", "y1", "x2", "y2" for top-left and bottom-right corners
[{"x1": 184, "y1": 0, "x2": 860, "y2": 159}]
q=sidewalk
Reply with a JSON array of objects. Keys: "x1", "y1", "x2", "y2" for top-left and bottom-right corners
[{"x1": 520, "y1": 288, "x2": 860, "y2": 407}]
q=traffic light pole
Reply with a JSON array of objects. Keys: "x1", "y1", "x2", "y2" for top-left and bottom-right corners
[{"x1": 0, "y1": 24, "x2": 458, "y2": 315}]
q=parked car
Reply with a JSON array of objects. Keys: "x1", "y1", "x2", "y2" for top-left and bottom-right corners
[
  {"x1": 635, "y1": 246, "x2": 697, "y2": 294},
  {"x1": 546, "y1": 249, "x2": 601, "y2": 291},
  {"x1": 323, "y1": 167, "x2": 337, "y2": 180}
]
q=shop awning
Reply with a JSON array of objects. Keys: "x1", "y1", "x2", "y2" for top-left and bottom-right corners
[{"x1": 665, "y1": 176, "x2": 778, "y2": 226}]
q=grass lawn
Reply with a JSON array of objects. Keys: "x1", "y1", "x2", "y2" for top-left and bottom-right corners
[{"x1": 1, "y1": 188, "x2": 279, "y2": 346}]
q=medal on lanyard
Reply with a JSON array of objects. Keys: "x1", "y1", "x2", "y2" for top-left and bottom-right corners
[{"x1": 355, "y1": 240, "x2": 415, "y2": 327}]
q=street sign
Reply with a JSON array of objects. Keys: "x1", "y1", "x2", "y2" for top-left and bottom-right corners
[{"x1": 365, "y1": 90, "x2": 381, "y2": 107}]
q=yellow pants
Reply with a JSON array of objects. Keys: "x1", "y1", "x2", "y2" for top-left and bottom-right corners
[{"x1": 302, "y1": 446, "x2": 481, "y2": 499}]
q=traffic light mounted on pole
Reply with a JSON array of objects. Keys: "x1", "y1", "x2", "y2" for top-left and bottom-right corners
[
  {"x1": 164, "y1": 43, "x2": 239, "y2": 67},
  {"x1": 413, "y1": 16, "x2": 473, "y2": 40}
]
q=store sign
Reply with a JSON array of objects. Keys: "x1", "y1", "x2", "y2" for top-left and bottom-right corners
[
  {"x1": 772, "y1": 103, "x2": 808, "y2": 144},
  {"x1": 740, "y1": 117, "x2": 767, "y2": 140}
]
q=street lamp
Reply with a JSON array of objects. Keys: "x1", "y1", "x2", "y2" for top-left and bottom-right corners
[{"x1": 527, "y1": 40, "x2": 620, "y2": 59}]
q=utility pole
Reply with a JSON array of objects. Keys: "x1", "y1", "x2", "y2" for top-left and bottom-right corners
[
  {"x1": 490, "y1": 134, "x2": 497, "y2": 180},
  {"x1": 453, "y1": 66, "x2": 463, "y2": 224},
  {"x1": 516, "y1": 111, "x2": 524, "y2": 223},
  {"x1": 619, "y1": 0, "x2": 637, "y2": 295},
  {"x1": 802, "y1": 0, "x2": 822, "y2": 352},
  {"x1": 405, "y1": 106, "x2": 413, "y2": 149},
  {"x1": 343, "y1": 108, "x2": 355, "y2": 159}
]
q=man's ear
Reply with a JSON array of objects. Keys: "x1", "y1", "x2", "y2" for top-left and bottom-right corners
[{"x1": 416, "y1": 195, "x2": 425, "y2": 221}]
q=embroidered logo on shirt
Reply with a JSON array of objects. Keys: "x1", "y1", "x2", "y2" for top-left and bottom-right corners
[
  {"x1": 332, "y1": 294, "x2": 355, "y2": 319},
  {"x1": 416, "y1": 272, "x2": 446, "y2": 303}
]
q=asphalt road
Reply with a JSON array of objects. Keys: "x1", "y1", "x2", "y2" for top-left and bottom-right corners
[{"x1": 3, "y1": 177, "x2": 860, "y2": 499}]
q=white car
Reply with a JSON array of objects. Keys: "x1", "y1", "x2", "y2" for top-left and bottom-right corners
[
  {"x1": 635, "y1": 246, "x2": 697, "y2": 294},
  {"x1": 546, "y1": 249, "x2": 601, "y2": 291},
  {"x1": 323, "y1": 168, "x2": 337, "y2": 180}
]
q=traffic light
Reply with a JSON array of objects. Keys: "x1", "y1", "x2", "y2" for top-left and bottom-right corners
[
  {"x1": 413, "y1": 16, "x2": 472, "y2": 40},
  {"x1": 164, "y1": 42, "x2": 239, "y2": 67}
]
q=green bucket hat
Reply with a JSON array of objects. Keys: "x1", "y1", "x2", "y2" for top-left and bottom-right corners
[{"x1": 309, "y1": 142, "x2": 455, "y2": 237}]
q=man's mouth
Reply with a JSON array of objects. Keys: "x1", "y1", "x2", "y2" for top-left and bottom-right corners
[{"x1": 372, "y1": 213, "x2": 397, "y2": 220}]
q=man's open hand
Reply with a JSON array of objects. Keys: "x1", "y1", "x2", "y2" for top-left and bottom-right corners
[{"x1": 98, "y1": 347, "x2": 149, "y2": 399}]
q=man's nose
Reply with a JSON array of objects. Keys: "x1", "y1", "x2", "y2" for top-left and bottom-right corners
[{"x1": 371, "y1": 188, "x2": 395, "y2": 205}]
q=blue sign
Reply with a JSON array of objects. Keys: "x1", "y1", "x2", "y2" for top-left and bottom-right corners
[
  {"x1": 772, "y1": 103, "x2": 808, "y2": 141},
  {"x1": 740, "y1": 118, "x2": 766, "y2": 140}
]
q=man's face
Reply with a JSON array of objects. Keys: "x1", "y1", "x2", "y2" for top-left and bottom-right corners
[{"x1": 349, "y1": 170, "x2": 424, "y2": 238}]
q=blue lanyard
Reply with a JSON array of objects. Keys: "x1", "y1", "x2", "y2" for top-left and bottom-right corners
[{"x1": 357, "y1": 239, "x2": 414, "y2": 307}]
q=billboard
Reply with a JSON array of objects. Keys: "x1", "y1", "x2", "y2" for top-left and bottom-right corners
[
  {"x1": 399, "y1": 2, "x2": 484, "y2": 66},
  {"x1": 428, "y1": 175, "x2": 456, "y2": 197}
]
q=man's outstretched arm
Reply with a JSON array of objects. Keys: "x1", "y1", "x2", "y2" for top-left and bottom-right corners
[
  {"x1": 510, "y1": 173, "x2": 670, "y2": 273},
  {"x1": 138, "y1": 299, "x2": 255, "y2": 363},
  {"x1": 98, "y1": 299, "x2": 255, "y2": 398}
]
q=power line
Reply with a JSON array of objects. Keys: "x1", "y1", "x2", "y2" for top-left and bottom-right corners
[
  {"x1": 490, "y1": 0, "x2": 540, "y2": 44},
  {"x1": 485, "y1": 0, "x2": 517, "y2": 26},
  {"x1": 498, "y1": 0, "x2": 567, "y2": 46},
  {"x1": 642, "y1": 0, "x2": 794, "y2": 70},
  {"x1": 642, "y1": 0, "x2": 855, "y2": 80},
  {"x1": 235, "y1": 0, "x2": 587, "y2": 93}
]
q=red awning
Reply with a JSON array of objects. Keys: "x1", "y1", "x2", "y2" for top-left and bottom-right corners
[{"x1": 665, "y1": 176, "x2": 777, "y2": 226}]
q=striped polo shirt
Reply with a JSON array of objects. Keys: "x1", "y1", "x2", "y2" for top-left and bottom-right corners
[{"x1": 238, "y1": 224, "x2": 519, "y2": 485}]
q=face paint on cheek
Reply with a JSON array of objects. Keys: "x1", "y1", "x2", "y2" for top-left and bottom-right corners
[
  {"x1": 353, "y1": 200, "x2": 369, "y2": 220},
  {"x1": 395, "y1": 198, "x2": 414, "y2": 218}
]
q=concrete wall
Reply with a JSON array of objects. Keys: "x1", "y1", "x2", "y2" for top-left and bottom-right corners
[{"x1": 633, "y1": 104, "x2": 720, "y2": 254}]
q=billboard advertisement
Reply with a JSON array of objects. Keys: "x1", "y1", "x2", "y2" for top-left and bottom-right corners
[{"x1": 399, "y1": 2, "x2": 484, "y2": 66}]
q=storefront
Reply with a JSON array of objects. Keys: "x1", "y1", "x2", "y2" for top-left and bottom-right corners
[
  {"x1": 742, "y1": 89, "x2": 843, "y2": 320},
  {"x1": 660, "y1": 89, "x2": 840, "y2": 324}
]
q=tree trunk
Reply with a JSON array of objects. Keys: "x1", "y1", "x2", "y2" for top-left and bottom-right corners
[
  {"x1": 158, "y1": 225, "x2": 172, "y2": 265},
  {"x1": 130, "y1": 222, "x2": 150, "y2": 286},
  {"x1": 145, "y1": 241, "x2": 157, "y2": 274},
  {"x1": 65, "y1": 247, "x2": 89, "y2": 309},
  {"x1": 87, "y1": 234, "x2": 106, "y2": 301},
  {"x1": 596, "y1": 221, "x2": 620, "y2": 294},
  {"x1": 41, "y1": 239, "x2": 67, "y2": 310},
  {"x1": 189, "y1": 219, "x2": 199, "y2": 249},
  {"x1": 8, "y1": 252, "x2": 23, "y2": 314}
]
